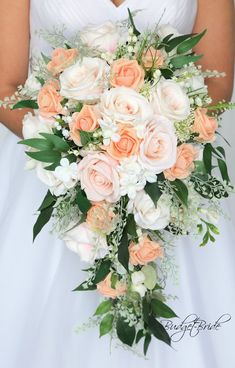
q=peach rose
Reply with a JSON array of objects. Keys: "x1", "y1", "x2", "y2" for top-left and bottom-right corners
[
  {"x1": 105, "y1": 125, "x2": 140, "y2": 160},
  {"x1": 45, "y1": 79, "x2": 60, "y2": 90},
  {"x1": 97, "y1": 273, "x2": 126, "y2": 299},
  {"x1": 192, "y1": 108, "x2": 218, "y2": 142},
  {"x1": 37, "y1": 85, "x2": 65, "y2": 118},
  {"x1": 47, "y1": 47, "x2": 78, "y2": 76},
  {"x1": 142, "y1": 47, "x2": 165, "y2": 69},
  {"x1": 110, "y1": 59, "x2": 145, "y2": 91},
  {"x1": 164, "y1": 143, "x2": 198, "y2": 181},
  {"x1": 129, "y1": 235, "x2": 164, "y2": 265},
  {"x1": 69, "y1": 105, "x2": 100, "y2": 146},
  {"x1": 77, "y1": 153, "x2": 120, "y2": 203},
  {"x1": 86, "y1": 202, "x2": 116, "y2": 233}
]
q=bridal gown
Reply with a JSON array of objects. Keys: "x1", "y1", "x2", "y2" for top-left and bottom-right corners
[{"x1": 0, "y1": 1, "x2": 235, "y2": 367}]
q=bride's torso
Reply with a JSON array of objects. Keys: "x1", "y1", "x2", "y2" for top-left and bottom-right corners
[{"x1": 29, "y1": 0, "x2": 198, "y2": 55}]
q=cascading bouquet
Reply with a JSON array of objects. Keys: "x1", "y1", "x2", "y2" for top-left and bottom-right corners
[{"x1": 3, "y1": 10, "x2": 235, "y2": 355}]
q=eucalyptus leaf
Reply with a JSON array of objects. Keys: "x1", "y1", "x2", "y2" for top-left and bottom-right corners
[
  {"x1": 39, "y1": 133, "x2": 70, "y2": 152},
  {"x1": 144, "y1": 334, "x2": 152, "y2": 356},
  {"x1": 203, "y1": 143, "x2": 212, "y2": 175},
  {"x1": 76, "y1": 189, "x2": 92, "y2": 214},
  {"x1": 72, "y1": 282, "x2": 96, "y2": 292},
  {"x1": 144, "y1": 182, "x2": 162, "y2": 205},
  {"x1": 177, "y1": 30, "x2": 206, "y2": 54},
  {"x1": 127, "y1": 8, "x2": 141, "y2": 36},
  {"x1": 38, "y1": 190, "x2": 56, "y2": 211},
  {"x1": 19, "y1": 138, "x2": 54, "y2": 151},
  {"x1": 218, "y1": 158, "x2": 230, "y2": 183},
  {"x1": 118, "y1": 228, "x2": 129, "y2": 272},
  {"x1": 26, "y1": 150, "x2": 61, "y2": 163},
  {"x1": 170, "y1": 179, "x2": 188, "y2": 207},
  {"x1": 33, "y1": 206, "x2": 54, "y2": 242},
  {"x1": 93, "y1": 260, "x2": 111, "y2": 284},
  {"x1": 170, "y1": 54, "x2": 203, "y2": 68},
  {"x1": 126, "y1": 214, "x2": 137, "y2": 237}
]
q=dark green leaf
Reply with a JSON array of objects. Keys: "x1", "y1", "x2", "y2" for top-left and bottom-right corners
[
  {"x1": 116, "y1": 317, "x2": 136, "y2": 346},
  {"x1": 214, "y1": 146, "x2": 226, "y2": 159},
  {"x1": 100, "y1": 314, "x2": 114, "y2": 337},
  {"x1": 144, "y1": 334, "x2": 152, "y2": 355},
  {"x1": 111, "y1": 273, "x2": 119, "y2": 289},
  {"x1": 39, "y1": 133, "x2": 70, "y2": 152},
  {"x1": 26, "y1": 150, "x2": 61, "y2": 163},
  {"x1": 144, "y1": 182, "x2": 162, "y2": 205},
  {"x1": 170, "y1": 179, "x2": 188, "y2": 207},
  {"x1": 126, "y1": 214, "x2": 137, "y2": 237},
  {"x1": 38, "y1": 190, "x2": 56, "y2": 211},
  {"x1": 18, "y1": 138, "x2": 54, "y2": 151},
  {"x1": 151, "y1": 299, "x2": 178, "y2": 319},
  {"x1": 142, "y1": 298, "x2": 150, "y2": 323},
  {"x1": 135, "y1": 330, "x2": 144, "y2": 344},
  {"x1": 177, "y1": 30, "x2": 206, "y2": 54},
  {"x1": 127, "y1": 8, "x2": 141, "y2": 36},
  {"x1": 35, "y1": 76, "x2": 45, "y2": 86},
  {"x1": 64, "y1": 43, "x2": 72, "y2": 49},
  {"x1": 200, "y1": 231, "x2": 209, "y2": 247},
  {"x1": 118, "y1": 228, "x2": 129, "y2": 272},
  {"x1": 170, "y1": 54, "x2": 203, "y2": 68},
  {"x1": 72, "y1": 282, "x2": 96, "y2": 291},
  {"x1": 93, "y1": 260, "x2": 111, "y2": 284},
  {"x1": 33, "y1": 206, "x2": 54, "y2": 241},
  {"x1": 94, "y1": 300, "x2": 113, "y2": 316},
  {"x1": 147, "y1": 315, "x2": 171, "y2": 346},
  {"x1": 75, "y1": 102, "x2": 83, "y2": 112},
  {"x1": 76, "y1": 189, "x2": 92, "y2": 214},
  {"x1": 44, "y1": 159, "x2": 61, "y2": 171},
  {"x1": 165, "y1": 34, "x2": 193, "y2": 52},
  {"x1": 218, "y1": 158, "x2": 230, "y2": 183},
  {"x1": 160, "y1": 68, "x2": 174, "y2": 79},
  {"x1": 203, "y1": 143, "x2": 212, "y2": 175},
  {"x1": 12, "y1": 100, "x2": 39, "y2": 110}
]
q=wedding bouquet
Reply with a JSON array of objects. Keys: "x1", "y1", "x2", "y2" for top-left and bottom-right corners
[{"x1": 4, "y1": 10, "x2": 234, "y2": 354}]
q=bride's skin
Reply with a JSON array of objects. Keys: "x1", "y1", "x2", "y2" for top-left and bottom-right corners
[{"x1": 0, "y1": 0, "x2": 234, "y2": 138}]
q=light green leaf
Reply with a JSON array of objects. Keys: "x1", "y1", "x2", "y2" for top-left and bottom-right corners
[
  {"x1": 99, "y1": 314, "x2": 114, "y2": 337},
  {"x1": 177, "y1": 30, "x2": 206, "y2": 54},
  {"x1": 142, "y1": 265, "x2": 157, "y2": 290},
  {"x1": 94, "y1": 300, "x2": 112, "y2": 316}
]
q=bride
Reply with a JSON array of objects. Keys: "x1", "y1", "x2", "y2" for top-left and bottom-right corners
[{"x1": 0, "y1": 1, "x2": 234, "y2": 367}]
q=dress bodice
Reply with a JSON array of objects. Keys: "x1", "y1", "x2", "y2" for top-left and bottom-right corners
[{"x1": 30, "y1": 0, "x2": 198, "y2": 56}]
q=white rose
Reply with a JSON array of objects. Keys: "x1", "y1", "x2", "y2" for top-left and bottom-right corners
[
  {"x1": 62, "y1": 223, "x2": 108, "y2": 263},
  {"x1": 157, "y1": 24, "x2": 181, "y2": 40},
  {"x1": 131, "y1": 271, "x2": 147, "y2": 297},
  {"x1": 129, "y1": 190, "x2": 170, "y2": 230},
  {"x1": 150, "y1": 80, "x2": 191, "y2": 122},
  {"x1": 138, "y1": 115, "x2": 177, "y2": 173},
  {"x1": 99, "y1": 87, "x2": 153, "y2": 128},
  {"x1": 23, "y1": 73, "x2": 42, "y2": 96},
  {"x1": 80, "y1": 21, "x2": 122, "y2": 53},
  {"x1": 60, "y1": 57, "x2": 109, "y2": 101},
  {"x1": 22, "y1": 112, "x2": 52, "y2": 139},
  {"x1": 36, "y1": 163, "x2": 67, "y2": 196}
]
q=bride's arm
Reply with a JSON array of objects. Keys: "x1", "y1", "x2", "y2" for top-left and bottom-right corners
[
  {"x1": 193, "y1": 0, "x2": 235, "y2": 103},
  {"x1": 0, "y1": 0, "x2": 30, "y2": 138}
]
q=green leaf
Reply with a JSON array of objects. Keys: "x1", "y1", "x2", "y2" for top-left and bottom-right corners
[
  {"x1": 144, "y1": 182, "x2": 162, "y2": 205},
  {"x1": 94, "y1": 300, "x2": 113, "y2": 316},
  {"x1": 200, "y1": 231, "x2": 209, "y2": 247},
  {"x1": 116, "y1": 317, "x2": 136, "y2": 347},
  {"x1": 41, "y1": 52, "x2": 51, "y2": 64},
  {"x1": 76, "y1": 189, "x2": 92, "y2": 214},
  {"x1": 142, "y1": 298, "x2": 150, "y2": 323},
  {"x1": 170, "y1": 54, "x2": 203, "y2": 68},
  {"x1": 147, "y1": 315, "x2": 171, "y2": 346},
  {"x1": 33, "y1": 206, "x2": 54, "y2": 241},
  {"x1": 135, "y1": 330, "x2": 144, "y2": 344},
  {"x1": 144, "y1": 334, "x2": 152, "y2": 356},
  {"x1": 75, "y1": 102, "x2": 83, "y2": 112},
  {"x1": 99, "y1": 314, "x2": 114, "y2": 337},
  {"x1": 208, "y1": 223, "x2": 220, "y2": 235},
  {"x1": 26, "y1": 150, "x2": 61, "y2": 163},
  {"x1": 177, "y1": 30, "x2": 206, "y2": 54},
  {"x1": 111, "y1": 273, "x2": 119, "y2": 289},
  {"x1": 118, "y1": 228, "x2": 129, "y2": 272},
  {"x1": 35, "y1": 76, "x2": 45, "y2": 86},
  {"x1": 39, "y1": 133, "x2": 70, "y2": 152},
  {"x1": 165, "y1": 34, "x2": 193, "y2": 52},
  {"x1": 18, "y1": 138, "x2": 54, "y2": 151},
  {"x1": 218, "y1": 158, "x2": 230, "y2": 183},
  {"x1": 79, "y1": 130, "x2": 93, "y2": 146},
  {"x1": 170, "y1": 179, "x2": 188, "y2": 207},
  {"x1": 126, "y1": 214, "x2": 137, "y2": 237},
  {"x1": 127, "y1": 8, "x2": 141, "y2": 36},
  {"x1": 44, "y1": 159, "x2": 61, "y2": 171},
  {"x1": 72, "y1": 282, "x2": 96, "y2": 291},
  {"x1": 93, "y1": 260, "x2": 111, "y2": 284},
  {"x1": 38, "y1": 190, "x2": 56, "y2": 211},
  {"x1": 203, "y1": 143, "x2": 212, "y2": 175},
  {"x1": 12, "y1": 100, "x2": 39, "y2": 110},
  {"x1": 151, "y1": 299, "x2": 178, "y2": 319}
]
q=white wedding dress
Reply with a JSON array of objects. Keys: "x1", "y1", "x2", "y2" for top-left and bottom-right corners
[{"x1": 0, "y1": 1, "x2": 235, "y2": 367}]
